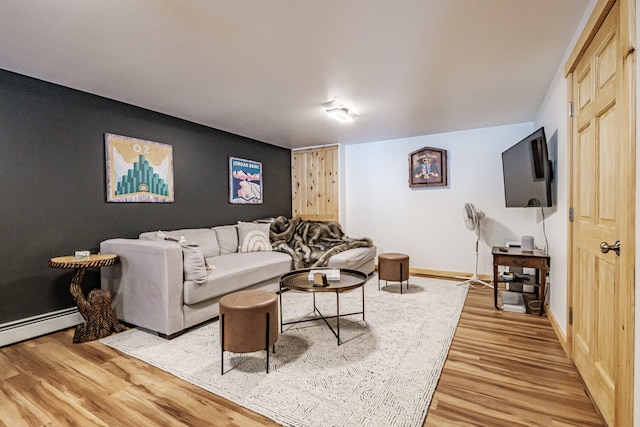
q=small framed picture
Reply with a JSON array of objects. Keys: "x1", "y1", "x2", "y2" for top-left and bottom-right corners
[
  {"x1": 229, "y1": 157, "x2": 263, "y2": 204},
  {"x1": 408, "y1": 146, "x2": 447, "y2": 188}
]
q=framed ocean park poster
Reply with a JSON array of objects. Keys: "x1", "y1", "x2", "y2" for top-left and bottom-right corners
[
  {"x1": 229, "y1": 157, "x2": 263, "y2": 204},
  {"x1": 105, "y1": 133, "x2": 174, "y2": 202}
]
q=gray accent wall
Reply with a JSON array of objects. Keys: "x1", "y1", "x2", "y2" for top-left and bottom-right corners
[{"x1": 0, "y1": 69, "x2": 292, "y2": 325}]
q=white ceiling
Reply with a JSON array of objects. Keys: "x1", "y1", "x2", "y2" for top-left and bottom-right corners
[{"x1": 0, "y1": 0, "x2": 590, "y2": 149}]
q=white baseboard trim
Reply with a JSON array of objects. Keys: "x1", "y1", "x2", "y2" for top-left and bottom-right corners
[
  {"x1": 0, "y1": 308, "x2": 82, "y2": 347},
  {"x1": 546, "y1": 305, "x2": 570, "y2": 357}
]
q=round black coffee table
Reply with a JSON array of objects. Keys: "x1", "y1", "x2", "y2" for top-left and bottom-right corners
[{"x1": 279, "y1": 268, "x2": 368, "y2": 345}]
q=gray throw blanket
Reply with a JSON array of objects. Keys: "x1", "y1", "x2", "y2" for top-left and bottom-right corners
[{"x1": 268, "y1": 216, "x2": 373, "y2": 269}]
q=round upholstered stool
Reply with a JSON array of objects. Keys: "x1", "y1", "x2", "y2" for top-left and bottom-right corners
[
  {"x1": 378, "y1": 253, "x2": 410, "y2": 294},
  {"x1": 219, "y1": 289, "x2": 278, "y2": 374}
]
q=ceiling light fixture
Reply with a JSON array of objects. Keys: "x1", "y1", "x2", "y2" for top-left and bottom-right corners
[
  {"x1": 326, "y1": 107, "x2": 355, "y2": 123},
  {"x1": 320, "y1": 98, "x2": 357, "y2": 123}
]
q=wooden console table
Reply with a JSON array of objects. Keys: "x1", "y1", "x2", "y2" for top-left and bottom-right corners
[
  {"x1": 49, "y1": 254, "x2": 126, "y2": 343},
  {"x1": 492, "y1": 246, "x2": 550, "y2": 315}
]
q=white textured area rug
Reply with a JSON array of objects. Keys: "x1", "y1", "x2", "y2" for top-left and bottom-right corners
[{"x1": 101, "y1": 276, "x2": 468, "y2": 427}]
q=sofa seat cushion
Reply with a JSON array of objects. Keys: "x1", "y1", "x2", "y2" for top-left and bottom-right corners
[
  {"x1": 183, "y1": 252, "x2": 292, "y2": 305},
  {"x1": 327, "y1": 246, "x2": 377, "y2": 270}
]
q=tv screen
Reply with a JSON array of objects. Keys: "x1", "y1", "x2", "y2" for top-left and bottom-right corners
[{"x1": 501, "y1": 127, "x2": 552, "y2": 207}]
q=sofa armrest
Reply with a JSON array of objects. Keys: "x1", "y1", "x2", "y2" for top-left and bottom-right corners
[
  {"x1": 100, "y1": 238, "x2": 185, "y2": 336},
  {"x1": 327, "y1": 245, "x2": 377, "y2": 275}
]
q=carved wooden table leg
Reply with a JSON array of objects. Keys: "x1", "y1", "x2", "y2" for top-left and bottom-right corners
[{"x1": 69, "y1": 267, "x2": 125, "y2": 343}]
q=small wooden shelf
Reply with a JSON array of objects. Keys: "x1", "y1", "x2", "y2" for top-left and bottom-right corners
[
  {"x1": 497, "y1": 275, "x2": 540, "y2": 287},
  {"x1": 492, "y1": 247, "x2": 550, "y2": 316}
]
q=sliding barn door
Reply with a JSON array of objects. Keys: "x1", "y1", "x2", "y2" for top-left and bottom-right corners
[{"x1": 291, "y1": 145, "x2": 339, "y2": 221}]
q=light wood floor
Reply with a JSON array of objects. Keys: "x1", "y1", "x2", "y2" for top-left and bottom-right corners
[
  {"x1": 0, "y1": 284, "x2": 603, "y2": 426},
  {"x1": 427, "y1": 285, "x2": 603, "y2": 426}
]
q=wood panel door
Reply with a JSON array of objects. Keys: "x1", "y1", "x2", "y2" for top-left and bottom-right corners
[
  {"x1": 566, "y1": 1, "x2": 635, "y2": 425},
  {"x1": 291, "y1": 145, "x2": 339, "y2": 221}
]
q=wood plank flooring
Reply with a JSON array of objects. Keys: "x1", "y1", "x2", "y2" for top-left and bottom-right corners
[
  {"x1": 427, "y1": 285, "x2": 603, "y2": 426},
  {"x1": 0, "y1": 284, "x2": 603, "y2": 426}
]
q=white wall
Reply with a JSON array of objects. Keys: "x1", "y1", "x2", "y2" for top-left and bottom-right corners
[
  {"x1": 528, "y1": 5, "x2": 640, "y2": 423},
  {"x1": 533, "y1": 64, "x2": 571, "y2": 332},
  {"x1": 530, "y1": 1, "x2": 640, "y2": 423},
  {"x1": 535, "y1": 4, "x2": 640, "y2": 426},
  {"x1": 531, "y1": 0, "x2": 597, "y2": 339},
  {"x1": 342, "y1": 0, "x2": 595, "y2": 337},
  {"x1": 342, "y1": 0, "x2": 640, "y2": 423},
  {"x1": 340, "y1": 1, "x2": 597, "y2": 338},
  {"x1": 343, "y1": 122, "x2": 541, "y2": 278}
]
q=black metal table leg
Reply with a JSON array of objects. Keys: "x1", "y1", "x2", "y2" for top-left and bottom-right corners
[
  {"x1": 265, "y1": 312, "x2": 270, "y2": 373},
  {"x1": 362, "y1": 284, "x2": 365, "y2": 321},
  {"x1": 336, "y1": 291, "x2": 340, "y2": 345},
  {"x1": 220, "y1": 313, "x2": 225, "y2": 375}
]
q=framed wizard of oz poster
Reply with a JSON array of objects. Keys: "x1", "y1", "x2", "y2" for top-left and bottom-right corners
[{"x1": 105, "y1": 133, "x2": 174, "y2": 202}]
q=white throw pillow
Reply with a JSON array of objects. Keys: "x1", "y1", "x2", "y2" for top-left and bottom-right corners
[
  {"x1": 150, "y1": 232, "x2": 214, "y2": 282},
  {"x1": 237, "y1": 221, "x2": 272, "y2": 253},
  {"x1": 180, "y1": 243, "x2": 208, "y2": 285}
]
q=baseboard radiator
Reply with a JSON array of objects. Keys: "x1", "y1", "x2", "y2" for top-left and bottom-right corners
[{"x1": 0, "y1": 308, "x2": 82, "y2": 347}]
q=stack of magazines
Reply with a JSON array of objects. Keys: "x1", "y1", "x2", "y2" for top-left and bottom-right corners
[{"x1": 500, "y1": 290, "x2": 526, "y2": 313}]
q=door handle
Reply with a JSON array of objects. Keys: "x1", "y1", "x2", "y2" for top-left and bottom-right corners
[{"x1": 600, "y1": 240, "x2": 621, "y2": 256}]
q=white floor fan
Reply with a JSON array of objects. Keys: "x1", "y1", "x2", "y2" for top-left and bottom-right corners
[{"x1": 457, "y1": 202, "x2": 493, "y2": 288}]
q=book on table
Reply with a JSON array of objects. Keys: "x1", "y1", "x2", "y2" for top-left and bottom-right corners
[
  {"x1": 307, "y1": 269, "x2": 340, "y2": 281},
  {"x1": 500, "y1": 290, "x2": 526, "y2": 313}
]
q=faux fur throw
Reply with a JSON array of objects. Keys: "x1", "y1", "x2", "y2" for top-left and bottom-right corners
[{"x1": 268, "y1": 216, "x2": 373, "y2": 269}]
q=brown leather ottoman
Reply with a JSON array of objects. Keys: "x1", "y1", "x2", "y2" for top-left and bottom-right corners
[
  {"x1": 219, "y1": 289, "x2": 278, "y2": 374},
  {"x1": 378, "y1": 253, "x2": 410, "y2": 294}
]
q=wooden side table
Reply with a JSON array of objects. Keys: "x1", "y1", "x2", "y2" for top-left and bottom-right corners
[
  {"x1": 49, "y1": 254, "x2": 126, "y2": 343},
  {"x1": 492, "y1": 247, "x2": 550, "y2": 315}
]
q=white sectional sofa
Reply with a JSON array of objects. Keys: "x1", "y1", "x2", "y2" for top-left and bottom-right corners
[{"x1": 100, "y1": 222, "x2": 376, "y2": 338}]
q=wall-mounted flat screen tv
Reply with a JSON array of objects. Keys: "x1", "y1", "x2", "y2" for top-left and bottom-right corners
[{"x1": 501, "y1": 127, "x2": 553, "y2": 207}]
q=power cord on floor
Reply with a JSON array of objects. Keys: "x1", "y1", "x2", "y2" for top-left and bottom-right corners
[
  {"x1": 527, "y1": 281, "x2": 548, "y2": 314},
  {"x1": 541, "y1": 207, "x2": 549, "y2": 255},
  {"x1": 526, "y1": 206, "x2": 550, "y2": 313}
]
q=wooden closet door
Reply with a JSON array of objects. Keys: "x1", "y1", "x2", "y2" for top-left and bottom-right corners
[
  {"x1": 291, "y1": 145, "x2": 339, "y2": 221},
  {"x1": 565, "y1": 1, "x2": 635, "y2": 425}
]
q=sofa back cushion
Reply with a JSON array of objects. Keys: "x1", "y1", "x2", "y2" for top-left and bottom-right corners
[
  {"x1": 139, "y1": 228, "x2": 220, "y2": 258},
  {"x1": 213, "y1": 225, "x2": 238, "y2": 254}
]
